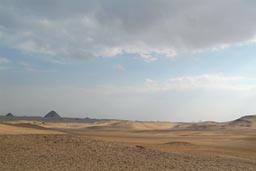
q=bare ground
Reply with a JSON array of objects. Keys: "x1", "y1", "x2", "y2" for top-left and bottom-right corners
[
  {"x1": 0, "y1": 118, "x2": 256, "y2": 171},
  {"x1": 0, "y1": 134, "x2": 256, "y2": 171}
]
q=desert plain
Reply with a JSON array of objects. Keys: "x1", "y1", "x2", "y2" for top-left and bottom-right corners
[{"x1": 0, "y1": 114, "x2": 256, "y2": 171}]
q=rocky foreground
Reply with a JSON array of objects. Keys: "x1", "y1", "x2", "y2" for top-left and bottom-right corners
[{"x1": 0, "y1": 134, "x2": 255, "y2": 171}]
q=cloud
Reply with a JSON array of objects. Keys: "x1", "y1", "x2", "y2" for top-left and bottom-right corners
[
  {"x1": 0, "y1": 57, "x2": 41, "y2": 72},
  {"x1": 0, "y1": 57, "x2": 11, "y2": 64},
  {"x1": 94, "y1": 74, "x2": 254, "y2": 94},
  {"x1": 0, "y1": 0, "x2": 256, "y2": 60},
  {"x1": 113, "y1": 64, "x2": 125, "y2": 71},
  {"x1": 0, "y1": 66, "x2": 12, "y2": 71},
  {"x1": 146, "y1": 75, "x2": 251, "y2": 91},
  {"x1": 18, "y1": 62, "x2": 40, "y2": 72},
  {"x1": 47, "y1": 58, "x2": 67, "y2": 65},
  {"x1": 1, "y1": 74, "x2": 256, "y2": 121},
  {"x1": 0, "y1": 57, "x2": 12, "y2": 70},
  {"x1": 140, "y1": 54, "x2": 158, "y2": 63}
]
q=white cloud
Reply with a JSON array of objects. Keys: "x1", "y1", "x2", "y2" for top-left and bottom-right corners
[
  {"x1": 140, "y1": 53, "x2": 158, "y2": 62},
  {"x1": 0, "y1": 1, "x2": 256, "y2": 60},
  {"x1": 98, "y1": 48, "x2": 123, "y2": 58},
  {"x1": 0, "y1": 66, "x2": 12, "y2": 71},
  {"x1": 144, "y1": 75, "x2": 254, "y2": 92},
  {"x1": 48, "y1": 58, "x2": 67, "y2": 65},
  {"x1": 0, "y1": 57, "x2": 11, "y2": 64},
  {"x1": 15, "y1": 40, "x2": 56, "y2": 56},
  {"x1": 93, "y1": 74, "x2": 254, "y2": 94},
  {"x1": 0, "y1": 58, "x2": 41, "y2": 72},
  {"x1": 18, "y1": 62, "x2": 40, "y2": 72},
  {"x1": 2, "y1": 74, "x2": 256, "y2": 121},
  {"x1": 0, "y1": 57, "x2": 12, "y2": 71},
  {"x1": 113, "y1": 64, "x2": 125, "y2": 71}
]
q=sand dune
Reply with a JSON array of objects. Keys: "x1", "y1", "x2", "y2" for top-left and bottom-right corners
[
  {"x1": 1, "y1": 134, "x2": 255, "y2": 171},
  {"x1": 3, "y1": 115, "x2": 256, "y2": 132},
  {"x1": 5, "y1": 120, "x2": 177, "y2": 131},
  {"x1": 173, "y1": 115, "x2": 256, "y2": 130},
  {"x1": 0, "y1": 123, "x2": 62, "y2": 135},
  {"x1": 0, "y1": 115, "x2": 256, "y2": 170},
  {"x1": 86, "y1": 120, "x2": 177, "y2": 130},
  {"x1": 228, "y1": 115, "x2": 256, "y2": 128}
]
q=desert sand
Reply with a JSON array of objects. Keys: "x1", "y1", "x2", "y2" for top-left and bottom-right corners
[{"x1": 0, "y1": 115, "x2": 256, "y2": 171}]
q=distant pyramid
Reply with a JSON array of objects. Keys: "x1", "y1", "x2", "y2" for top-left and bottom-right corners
[
  {"x1": 6, "y1": 113, "x2": 14, "y2": 117},
  {"x1": 44, "y1": 111, "x2": 61, "y2": 118}
]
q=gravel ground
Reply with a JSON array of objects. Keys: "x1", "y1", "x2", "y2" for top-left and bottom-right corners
[{"x1": 0, "y1": 134, "x2": 255, "y2": 171}]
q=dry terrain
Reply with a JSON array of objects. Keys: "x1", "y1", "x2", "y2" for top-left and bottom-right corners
[{"x1": 0, "y1": 115, "x2": 256, "y2": 171}]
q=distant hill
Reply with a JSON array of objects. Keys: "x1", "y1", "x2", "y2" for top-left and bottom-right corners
[
  {"x1": 173, "y1": 115, "x2": 256, "y2": 131},
  {"x1": 6, "y1": 113, "x2": 14, "y2": 117},
  {"x1": 228, "y1": 115, "x2": 256, "y2": 128},
  {"x1": 173, "y1": 121, "x2": 223, "y2": 131},
  {"x1": 44, "y1": 111, "x2": 61, "y2": 118},
  {"x1": 87, "y1": 120, "x2": 176, "y2": 131},
  {"x1": 0, "y1": 113, "x2": 256, "y2": 130}
]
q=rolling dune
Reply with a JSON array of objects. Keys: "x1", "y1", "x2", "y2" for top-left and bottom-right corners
[
  {"x1": 0, "y1": 123, "x2": 62, "y2": 135},
  {"x1": 0, "y1": 115, "x2": 256, "y2": 170}
]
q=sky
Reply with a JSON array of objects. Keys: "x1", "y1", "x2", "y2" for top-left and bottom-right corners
[{"x1": 1, "y1": 0, "x2": 256, "y2": 121}]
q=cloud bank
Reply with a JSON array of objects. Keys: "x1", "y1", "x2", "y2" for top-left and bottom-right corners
[
  {"x1": 93, "y1": 74, "x2": 254, "y2": 94},
  {"x1": 1, "y1": 74, "x2": 255, "y2": 121},
  {"x1": 1, "y1": 0, "x2": 256, "y2": 60}
]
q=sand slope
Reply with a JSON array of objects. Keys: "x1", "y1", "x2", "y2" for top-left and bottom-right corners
[
  {"x1": 0, "y1": 123, "x2": 62, "y2": 135},
  {"x1": 228, "y1": 115, "x2": 256, "y2": 128},
  {"x1": 87, "y1": 120, "x2": 177, "y2": 130},
  {"x1": 0, "y1": 115, "x2": 256, "y2": 170},
  {"x1": 2, "y1": 115, "x2": 256, "y2": 131},
  {"x1": 0, "y1": 134, "x2": 255, "y2": 171}
]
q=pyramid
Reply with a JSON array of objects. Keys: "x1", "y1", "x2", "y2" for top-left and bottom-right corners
[
  {"x1": 44, "y1": 111, "x2": 61, "y2": 118},
  {"x1": 6, "y1": 113, "x2": 14, "y2": 117}
]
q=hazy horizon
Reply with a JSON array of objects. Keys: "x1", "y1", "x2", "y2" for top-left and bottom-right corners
[
  {"x1": 1, "y1": 1, "x2": 256, "y2": 122},
  {"x1": 1, "y1": 110, "x2": 255, "y2": 123}
]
